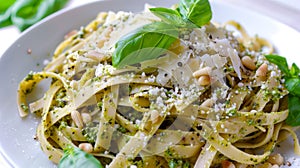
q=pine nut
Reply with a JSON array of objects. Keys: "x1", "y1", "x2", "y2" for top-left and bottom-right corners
[
  {"x1": 267, "y1": 153, "x2": 284, "y2": 165},
  {"x1": 201, "y1": 98, "x2": 213, "y2": 108},
  {"x1": 271, "y1": 165, "x2": 279, "y2": 168},
  {"x1": 79, "y1": 143, "x2": 93, "y2": 153},
  {"x1": 222, "y1": 160, "x2": 236, "y2": 168},
  {"x1": 256, "y1": 63, "x2": 268, "y2": 77},
  {"x1": 71, "y1": 110, "x2": 84, "y2": 129},
  {"x1": 242, "y1": 56, "x2": 256, "y2": 70},
  {"x1": 193, "y1": 67, "x2": 212, "y2": 78},
  {"x1": 198, "y1": 75, "x2": 210, "y2": 86}
]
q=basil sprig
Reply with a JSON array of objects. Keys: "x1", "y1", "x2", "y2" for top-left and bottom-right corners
[
  {"x1": 177, "y1": 0, "x2": 212, "y2": 27},
  {"x1": 149, "y1": 8, "x2": 186, "y2": 26},
  {"x1": 112, "y1": 22, "x2": 179, "y2": 68},
  {"x1": 0, "y1": 0, "x2": 69, "y2": 31},
  {"x1": 266, "y1": 55, "x2": 300, "y2": 126},
  {"x1": 58, "y1": 146, "x2": 103, "y2": 168},
  {"x1": 112, "y1": 0, "x2": 212, "y2": 68}
]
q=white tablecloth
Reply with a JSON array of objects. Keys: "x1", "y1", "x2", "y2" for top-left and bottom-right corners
[{"x1": 0, "y1": 0, "x2": 299, "y2": 167}]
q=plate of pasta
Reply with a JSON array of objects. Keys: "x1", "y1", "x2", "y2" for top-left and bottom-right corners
[{"x1": 1, "y1": 0, "x2": 300, "y2": 167}]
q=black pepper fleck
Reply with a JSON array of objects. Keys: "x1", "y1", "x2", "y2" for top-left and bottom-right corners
[{"x1": 177, "y1": 62, "x2": 183, "y2": 67}]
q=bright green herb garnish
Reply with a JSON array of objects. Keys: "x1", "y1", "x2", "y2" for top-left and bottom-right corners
[
  {"x1": 169, "y1": 159, "x2": 191, "y2": 168},
  {"x1": 266, "y1": 54, "x2": 300, "y2": 126},
  {"x1": 177, "y1": 0, "x2": 212, "y2": 27},
  {"x1": 0, "y1": 0, "x2": 69, "y2": 31},
  {"x1": 112, "y1": 0, "x2": 212, "y2": 68},
  {"x1": 58, "y1": 146, "x2": 103, "y2": 168},
  {"x1": 149, "y1": 7, "x2": 187, "y2": 26},
  {"x1": 58, "y1": 0, "x2": 212, "y2": 166},
  {"x1": 112, "y1": 22, "x2": 179, "y2": 68}
]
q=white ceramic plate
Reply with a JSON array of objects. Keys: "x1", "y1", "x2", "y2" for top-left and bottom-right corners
[{"x1": 1, "y1": 0, "x2": 300, "y2": 167}]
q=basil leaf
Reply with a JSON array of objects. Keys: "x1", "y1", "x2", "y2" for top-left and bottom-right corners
[
  {"x1": 178, "y1": 0, "x2": 212, "y2": 27},
  {"x1": 10, "y1": 0, "x2": 69, "y2": 31},
  {"x1": 0, "y1": 0, "x2": 15, "y2": 13},
  {"x1": 150, "y1": 7, "x2": 186, "y2": 26},
  {"x1": 286, "y1": 95, "x2": 300, "y2": 126},
  {"x1": 0, "y1": 0, "x2": 16, "y2": 28},
  {"x1": 265, "y1": 54, "x2": 300, "y2": 126},
  {"x1": 112, "y1": 0, "x2": 213, "y2": 68},
  {"x1": 150, "y1": 7, "x2": 197, "y2": 29},
  {"x1": 177, "y1": 0, "x2": 192, "y2": 17},
  {"x1": 285, "y1": 78, "x2": 300, "y2": 97},
  {"x1": 290, "y1": 63, "x2": 300, "y2": 77},
  {"x1": 112, "y1": 22, "x2": 179, "y2": 68},
  {"x1": 58, "y1": 146, "x2": 103, "y2": 168},
  {"x1": 265, "y1": 55, "x2": 290, "y2": 76},
  {"x1": 0, "y1": 7, "x2": 13, "y2": 28}
]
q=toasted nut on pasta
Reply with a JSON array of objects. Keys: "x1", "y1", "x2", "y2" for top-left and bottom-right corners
[
  {"x1": 193, "y1": 67, "x2": 212, "y2": 78},
  {"x1": 201, "y1": 98, "x2": 213, "y2": 108},
  {"x1": 222, "y1": 160, "x2": 236, "y2": 168},
  {"x1": 242, "y1": 56, "x2": 256, "y2": 70},
  {"x1": 79, "y1": 143, "x2": 93, "y2": 153},
  {"x1": 267, "y1": 153, "x2": 284, "y2": 165},
  {"x1": 198, "y1": 75, "x2": 211, "y2": 86},
  {"x1": 71, "y1": 110, "x2": 84, "y2": 129},
  {"x1": 256, "y1": 63, "x2": 268, "y2": 81}
]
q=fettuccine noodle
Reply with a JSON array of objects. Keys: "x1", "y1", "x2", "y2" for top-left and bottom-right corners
[{"x1": 17, "y1": 6, "x2": 299, "y2": 168}]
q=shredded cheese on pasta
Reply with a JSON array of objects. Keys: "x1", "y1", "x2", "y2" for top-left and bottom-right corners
[{"x1": 17, "y1": 7, "x2": 299, "y2": 168}]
